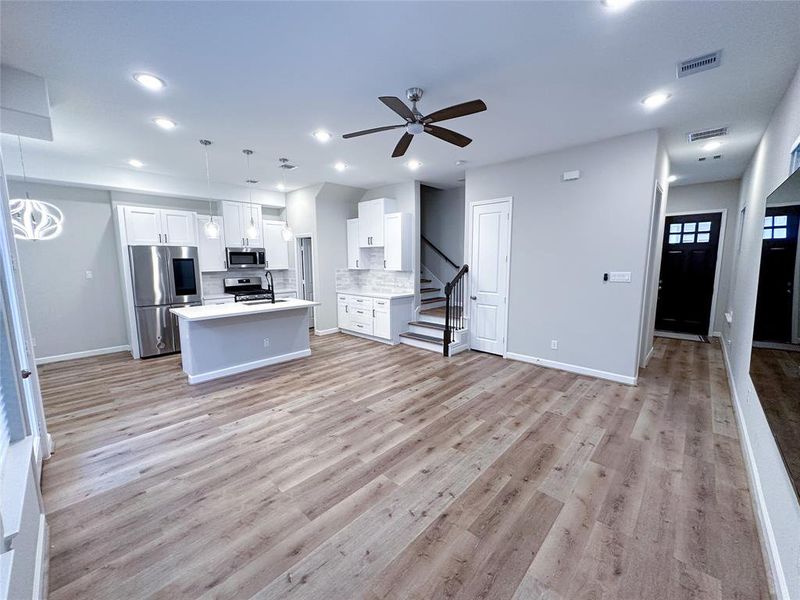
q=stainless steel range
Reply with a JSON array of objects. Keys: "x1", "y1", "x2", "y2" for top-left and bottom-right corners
[{"x1": 223, "y1": 276, "x2": 275, "y2": 303}]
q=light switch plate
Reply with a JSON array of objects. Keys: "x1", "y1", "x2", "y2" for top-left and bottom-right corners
[
  {"x1": 608, "y1": 271, "x2": 632, "y2": 283},
  {"x1": 562, "y1": 170, "x2": 581, "y2": 181}
]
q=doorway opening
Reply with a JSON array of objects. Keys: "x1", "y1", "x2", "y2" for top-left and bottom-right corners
[
  {"x1": 655, "y1": 210, "x2": 724, "y2": 336},
  {"x1": 296, "y1": 236, "x2": 315, "y2": 330}
]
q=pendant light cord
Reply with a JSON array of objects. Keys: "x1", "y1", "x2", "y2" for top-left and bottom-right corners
[
  {"x1": 17, "y1": 136, "x2": 30, "y2": 200},
  {"x1": 203, "y1": 144, "x2": 214, "y2": 221}
]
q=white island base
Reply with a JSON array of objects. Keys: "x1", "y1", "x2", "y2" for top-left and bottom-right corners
[{"x1": 171, "y1": 299, "x2": 319, "y2": 384}]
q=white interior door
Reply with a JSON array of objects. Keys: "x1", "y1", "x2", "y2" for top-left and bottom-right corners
[{"x1": 470, "y1": 199, "x2": 511, "y2": 355}]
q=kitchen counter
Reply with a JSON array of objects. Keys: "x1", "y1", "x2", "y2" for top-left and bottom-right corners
[
  {"x1": 170, "y1": 299, "x2": 319, "y2": 384},
  {"x1": 172, "y1": 298, "x2": 316, "y2": 322},
  {"x1": 335, "y1": 289, "x2": 415, "y2": 299}
]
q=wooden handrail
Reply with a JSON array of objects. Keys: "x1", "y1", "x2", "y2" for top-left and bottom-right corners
[{"x1": 421, "y1": 235, "x2": 459, "y2": 270}]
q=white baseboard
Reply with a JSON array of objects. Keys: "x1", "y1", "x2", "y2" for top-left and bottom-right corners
[
  {"x1": 719, "y1": 339, "x2": 789, "y2": 600},
  {"x1": 505, "y1": 352, "x2": 637, "y2": 386},
  {"x1": 314, "y1": 327, "x2": 340, "y2": 336},
  {"x1": 35, "y1": 344, "x2": 130, "y2": 365},
  {"x1": 187, "y1": 349, "x2": 311, "y2": 384},
  {"x1": 33, "y1": 514, "x2": 48, "y2": 600}
]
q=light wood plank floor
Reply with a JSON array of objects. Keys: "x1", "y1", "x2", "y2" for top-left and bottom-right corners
[{"x1": 38, "y1": 334, "x2": 770, "y2": 599}]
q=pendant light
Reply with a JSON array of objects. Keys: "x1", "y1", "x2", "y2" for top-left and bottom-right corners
[
  {"x1": 277, "y1": 158, "x2": 294, "y2": 241},
  {"x1": 242, "y1": 149, "x2": 260, "y2": 241},
  {"x1": 9, "y1": 136, "x2": 64, "y2": 241},
  {"x1": 199, "y1": 139, "x2": 220, "y2": 240}
]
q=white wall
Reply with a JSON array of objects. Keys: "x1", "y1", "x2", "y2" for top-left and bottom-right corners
[
  {"x1": 666, "y1": 179, "x2": 741, "y2": 334},
  {"x1": 421, "y1": 185, "x2": 465, "y2": 283},
  {"x1": 465, "y1": 130, "x2": 661, "y2": 383},
  {"x1": 9, "y1": 181, "x2": 129, "y2": 359},
  {"x1": 724, "y1": 64, "x2": 800, "y2": 600}
]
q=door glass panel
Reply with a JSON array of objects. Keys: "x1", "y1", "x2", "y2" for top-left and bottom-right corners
[
  {"x1": 669, "y1": 223, "x2": 682, "y2": 233},
  {"x1": 682, "y1": 234, "x2": 695, "y2": 243},
  {"x1": 698, "y1": 221, "x2": 712, "y2": 232},
  {"x1": 763, "y1": 229, "x2": 773, "y2": 240},
  {"x1": 764, "y1": 216, "x2": 773, "y2": 227},
  {"x1": 668, "y1": 234, "x2": 681, "y2": 244},
  {"x1": 697, "y1": 233, "x2": 710, "y2": 243},
  {"x1": 774, "y1": 215, "x2": 787, "y2": 227},
  {"x1": 172, "y1": 259, "x2": 197, "y2": 296},
  {"x1": 774, "y1": 228, "x2": 788, "y2": 239},
  {"x1": 683, "y1": 222, "x2": 697, "y2": 233}
]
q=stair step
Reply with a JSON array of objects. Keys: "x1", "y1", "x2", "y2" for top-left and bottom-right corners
[
  {"x1": 421, "y1": 297, "x2": 446, "y2": 304},
  {"x1": 399, "y1": 332, "x2": 443, "y2": 345},
  {"x1": 420, "y1": 287, "x2": 440, "y2": 293},
  {"x1": 420, "y1": 307, "x2": 447, "y2": 318},
  {"x1": 408, "y1": 320, "x2": 446, "y2": 331}
]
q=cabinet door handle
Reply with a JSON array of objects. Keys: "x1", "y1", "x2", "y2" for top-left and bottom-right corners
[
  {"x1": 345, "y1": 305, "x2": 348, "y2": 313},
  {"x1": 356, "y1": 259, "x2": 359, "y2": 268},
  {"x1": 384, "y1": 259, "x2": 386, "y2": 269},
  {"x1": 158, "y1": 233, "x2": 162, "y2": 243},
  {"x1": 372, "y1": 309, "x2": 375, "y2": 317},
  {"x1": 266, "y1": 260, "x2": 269, "y2": 268},
  {"x1": 164, "y1": 234, "x2": 167, "y2": 244}
]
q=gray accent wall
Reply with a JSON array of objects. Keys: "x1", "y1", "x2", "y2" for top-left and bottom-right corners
[
  {"x1": 725, "y1": 64, "x2": 800, "y2": 598},
  {"x1": 666, "y1": 179, "x2": 741, "y2": 335},
  {"x1": 465, "y1": 129, "x2": 661, "y2": 381},
  {"x1": 9, "y1": 181, "x2": 129, "y2": 359}
]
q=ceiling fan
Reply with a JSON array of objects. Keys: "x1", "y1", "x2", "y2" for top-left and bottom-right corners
[{"x1": 342, "y1": 87, "x2": 487, "y2": 157}]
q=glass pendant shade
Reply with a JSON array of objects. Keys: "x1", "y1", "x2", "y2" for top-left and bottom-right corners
[
  {"x1": 203, "y1": 218, "x2": 220, "y2": 240},
  {"x1": 245, "y1": 218, "x2": 259, "y2": 240},
  {"x1": 280, "y1": 225, "x2": 294, "y2": 242},
  {"x1": 10, "y1": 197, "x2": 64, "y2": 241}
]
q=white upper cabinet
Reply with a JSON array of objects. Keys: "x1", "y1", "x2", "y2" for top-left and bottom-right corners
[
  {"x1": 123, "y1": 206, "x2": 197, "y2": 246},
  {"x1": 358, "y1": 197, "x2": 396, "y2": 247},
  {"x1": 222, "y1": 201, "x2": 263, "y2": 247},
  {"x1": 347, "y1": 218, "x2": 366, "y2": 269},
  {"x1": 383, "y1": 212, "x2": 412, "y2": 271},
  {"x1": 263, "y1": 220, "x2": 290, "y2": 270},
  {"x1": 162, "y1": 209, "x2": 197, "y2": 245},
  {"x1": 197, "y1": 215, "x2": 227, "y2": 272}
]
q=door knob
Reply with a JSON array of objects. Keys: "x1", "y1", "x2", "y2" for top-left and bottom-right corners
[
  {"x1": 470, "y1": 296, "x2": 477, "y2": 300},
  {"x1": 21, "y1": 369, "x2": 31, "y2": 379}
]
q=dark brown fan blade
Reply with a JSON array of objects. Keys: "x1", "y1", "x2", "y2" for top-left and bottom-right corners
[
  {"x1": 379, "y1": 96, "x2": 415, "y2": 122},
  {"x1": 342, "y1": 124, "x2": 405, "y2": 139},
  {"x1": 392, "y1": 132, "x2": 413, "y2": 157},
  {"x1": 424, "y1": 125, "x2": 472, "y2": 148},
  {"x1": 423, "y1": 99, "x2": 487, "y2": 124}
]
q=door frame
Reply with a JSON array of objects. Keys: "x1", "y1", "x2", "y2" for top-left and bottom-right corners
[
  {"x1": 465, "y1": 197, "x2": 513, "y2": 357},
  {"x1": 293, "y1": 232, "x2": 317, "y2": 332},
  {"x1": 639, "y1": 181, "x2": 666, "y2": 367},
  {"x1": 660, "y1": 208, "x2": 728, "y2": 337}
]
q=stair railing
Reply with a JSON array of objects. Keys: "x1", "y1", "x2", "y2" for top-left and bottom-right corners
[
  {"x1": 421, "y1": 235, "x2": 459, "y2": 270},
  {"x1": 443, "y1": 264, "x2": 469, "y2": 357}
]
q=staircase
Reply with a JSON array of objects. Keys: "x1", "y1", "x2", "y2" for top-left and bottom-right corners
[{"x1": 400, "y1": 266, "x2": 469, "y2": 356}]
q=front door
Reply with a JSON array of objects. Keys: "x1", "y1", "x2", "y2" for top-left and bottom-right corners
[
  {"x1": 469, "y1": 199, "x2": 511, "y2": 355},
  {"x1": 655, "y1": 212, "x2": 722, "y2": 335},
  {"x1": 754, "y1": 205, "x2": 800, "y2": 343}
]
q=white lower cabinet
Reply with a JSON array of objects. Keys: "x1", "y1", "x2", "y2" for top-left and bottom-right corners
[
  {"x1": 337, "y1": 293, "x2": 412, "y2": 344},
  {"x1": 203, "y1": 296, "x2": 235, "y2": 306}
]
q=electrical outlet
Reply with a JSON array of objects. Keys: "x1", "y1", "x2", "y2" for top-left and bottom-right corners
[
  {"x1": 551, "y1": 340, "x2": 558, "y2": 350},
  {"x1": 85, "y1": 270, "x2": 93, "y2": 279},
  {"x1": 263, "y1": 338, "x2": 270, "y2": 348}
]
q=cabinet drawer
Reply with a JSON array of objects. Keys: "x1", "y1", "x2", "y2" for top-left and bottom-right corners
[
  {"x1": 349, "y1": 321, "x2": 373, "y2": 336},
  {"x1": 337, "y1": 294, "x2": 350, "y2": 304},
  {"x1": 349, "y1": 307, "x2": 372, "y2": 324},
  {"x1": 348, "y1": 296, "x2": 374, "y2": 310},
  {"x1": 373, "y1": 298, "x2": 390, "y2": 310}
]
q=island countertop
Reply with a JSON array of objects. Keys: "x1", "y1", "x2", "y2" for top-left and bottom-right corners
[{"x1": 171, "y1": 298, "x2": 319, "y2": 322}]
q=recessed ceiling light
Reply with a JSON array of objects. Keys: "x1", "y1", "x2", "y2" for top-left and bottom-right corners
[
  {"x1": 702, "y1": 140, "x2": 721, "y2": 152},
  {"x1": 667, "y1": 175, "x2": 678, "y2": 183},
  {"x1": 312, "y1": 130, "x2": 332, "y2": 143},
  {"x1": 128, "y1": 159, "x2": 144, "y2": 168},
  {"x1": 641, "y1": 92, "x2": 671, "y2": 109},
  {"x1": 133, "y1": 72, "x2": 165, "y2": 91},
  {"x1": 276, "y1": 183, "x2": 286, "y2": 192},
  {"x1": 601, "y1": 0, "x2": 636, "y2": 10},
  {"x1": 152, "y1": 117, "x2": 176, "y2": 130},
  {"x1": 455, "y1": 160, "x2": 468, "y2": 166},
  {"x1": 334, "y1": 161, "x2": 347, "y2": 172},
  {"x1": 406, "y1": 160, "x2": 423, "y2": 171}
]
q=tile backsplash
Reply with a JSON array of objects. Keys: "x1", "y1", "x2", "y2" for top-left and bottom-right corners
[
  {"x1": 336, "y1": 266, "x2": 414, "y2": 296},
  {"x1": 202, "y1": 268, "x2": 297, "y2": 296}
]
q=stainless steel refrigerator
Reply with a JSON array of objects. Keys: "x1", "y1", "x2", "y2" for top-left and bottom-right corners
[{"x1": 129, "y1": 245, "x2": 202, "y2": 358}]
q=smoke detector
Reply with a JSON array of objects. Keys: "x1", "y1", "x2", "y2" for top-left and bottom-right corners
[{"x1": 677, "y1": 50, "x2": 722, "y2": 78}]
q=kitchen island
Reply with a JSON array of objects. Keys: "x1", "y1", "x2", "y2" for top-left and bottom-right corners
[{"x1": 170, "y1": 298, "x2": 319, "y2": 384}]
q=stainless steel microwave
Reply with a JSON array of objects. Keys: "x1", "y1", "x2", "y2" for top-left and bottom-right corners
[{"x1": 226, "y1": 247, "x2": 266, "y2": 269}]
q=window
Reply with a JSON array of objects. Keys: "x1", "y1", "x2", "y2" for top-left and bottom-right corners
[
  {"x1": 668, "y1": 221, "x2": 711, "y2": 244},
  {"x1": 763, "y1": 215, "x2": 788, "y2": 240}
]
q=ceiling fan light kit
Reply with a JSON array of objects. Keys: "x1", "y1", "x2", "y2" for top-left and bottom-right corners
[{"x1": 343, "y1": 87, "x2": 487, "y2": 157}]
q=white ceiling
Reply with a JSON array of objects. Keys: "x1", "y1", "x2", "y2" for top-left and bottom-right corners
[{"x1": 1, "y1": 1, "x2": 799, "y2": 197}]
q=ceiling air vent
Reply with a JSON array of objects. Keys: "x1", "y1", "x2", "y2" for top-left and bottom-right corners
[
  {"x1": 677, "y1": 50, "x2": 722, "y2": 78},
  {"x1": 687, "y1": 126, "x2": 728, "y2": 143}
]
